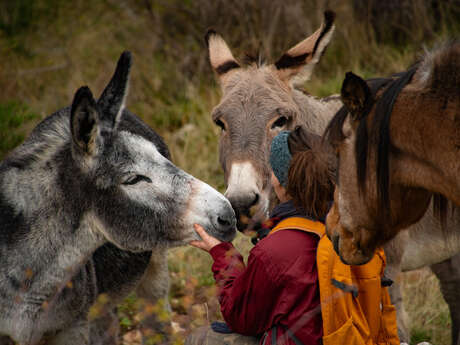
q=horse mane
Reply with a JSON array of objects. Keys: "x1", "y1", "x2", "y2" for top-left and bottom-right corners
[
  {"x1": 371, "y1": 67, "x2": 419, "y2": 218},
  {"x1": 323, "y1": 77, "x2": 394, "y2": 189},
  {"x1": 323, "y1": 70, "x2": 418, "y2": 219},
  {"x1": 368, "y1": 43, "x2": 457, "y2": 221},
  {"x1": 325, "y1": 42, "x2": 460, "y2": 224}
]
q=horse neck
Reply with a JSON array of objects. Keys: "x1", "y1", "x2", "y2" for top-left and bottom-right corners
[
  {"x1": 398, "y1": 201, "x2": 460, "y2": 270},
  {"x1": 390, "y1": 90, "x2": 460, "y2": 205},
  {"x1": 292, "y1": 89, "x2": 342, "y2": 135}
]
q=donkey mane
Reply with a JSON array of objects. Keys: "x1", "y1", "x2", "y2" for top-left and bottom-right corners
[
  {"x1": 3, "y1": 108, "x2": 170, "y2": 171},
  {"x1": 3, "y1": 110, "x2": 71, "y2": 170}
]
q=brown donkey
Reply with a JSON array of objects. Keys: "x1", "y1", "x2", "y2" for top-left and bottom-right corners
[
  {"x1": 206, "y1": 15, "x2": 460, "y2": 343},
  {"x1": 325, "y1": 41, "x2": 460, "y2": 266},
  {"x1": 206, "y1": 11, "x2": 340, "y2": 230}
]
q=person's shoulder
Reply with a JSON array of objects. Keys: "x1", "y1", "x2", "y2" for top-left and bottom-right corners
[
  {"x1": 266, "y1": 227, "x2": 320, "y2": 245},
  {"x1": 255, "y1": 228, "x2": 319, "y2": 260}
]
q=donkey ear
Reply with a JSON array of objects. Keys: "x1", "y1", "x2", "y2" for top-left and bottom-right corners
[
  {"x1": 205, "y1": 29, "x2": 240, "y2": 84},
  {"x1": 71, "y1": 86, "x2": 100, "y2": 155},
  {"x1": 275, "y1": 11, "x2": 335, "y2": 86},
  {"x1": 341, "y1": 72, "x2": 371, "y2": 121},
  {"x1": 97, "y1": 51, "x2": 132, "y2": 128}
]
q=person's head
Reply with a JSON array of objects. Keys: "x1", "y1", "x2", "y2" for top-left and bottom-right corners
[
  {"x1": 269, "y1": 126, "x2": 336, "y2": 219},
  {"x1": 269, "y1": 131, "x2": 292, "y2": 203}
]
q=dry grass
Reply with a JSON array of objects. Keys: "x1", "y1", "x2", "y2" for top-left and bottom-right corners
[{"x1": 400, "y1": 268, "x2": 451, "y2": 345}]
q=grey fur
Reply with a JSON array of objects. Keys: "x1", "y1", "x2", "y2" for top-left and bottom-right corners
[
  {"x1": 0, "y1": 52, "x2": 236, "y2": 345},
  {"x1": 208, "y1": 28, "x2": 460, "y2": 344}
]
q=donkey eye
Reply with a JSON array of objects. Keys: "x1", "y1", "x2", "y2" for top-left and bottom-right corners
[
  {"x1": 122, "y1": 175, "x2": 152, "y2": 185},
  {"x1": 271, "y1": 116, "x2": 288, "y2": 129},
  {"x1": 214, "y1": 119, "x2": 226, "y2": 131}
]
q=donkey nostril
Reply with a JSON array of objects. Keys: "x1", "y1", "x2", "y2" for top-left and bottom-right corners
[
  {"x1": 217, "y1": 216, "x2": 232, "y2": 227},
  {"x1": 250, "y1": 193, "x2": 259, "y2": 207}
]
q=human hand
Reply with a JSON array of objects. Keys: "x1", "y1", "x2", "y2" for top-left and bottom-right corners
[{"x1": 189, "y1": 224, "x2": 222, "y2": 252}]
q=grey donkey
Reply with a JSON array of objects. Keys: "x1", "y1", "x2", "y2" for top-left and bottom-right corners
[
  {"x1": 0, "y1": 52, "x2": 236, "y2": 345},
  {"x1": 206, "y1": 11, "x2": 460, "y2": 344}
]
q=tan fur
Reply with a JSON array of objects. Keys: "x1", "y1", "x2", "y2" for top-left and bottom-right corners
[
  {"x1": 208, "y1": 34, "x2": 237, "y2": 69},
  {"x1": 207, "y1": 33, "x2": 240, "y2": 85},
  {"x1": 277, "y1": 16, "x2": 335, "y2": 86},
  {"x1": 391, "y1": 89, "x2": 460, "y2": 205}
]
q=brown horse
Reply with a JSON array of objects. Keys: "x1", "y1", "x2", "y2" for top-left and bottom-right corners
[
  {"x1": 325, "y1": 41, "x2": 460, "y2": 266},
  {"x1": 288, "y1": 127, "x2": 460, "y2": 345},
  {"x1": 206, "y1": 16, "x2": 460, "y2": 343}
]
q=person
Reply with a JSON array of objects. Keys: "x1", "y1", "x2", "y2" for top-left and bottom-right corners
[{"x1": 186, "y1": 127, "x2": 400, "y2": 345}]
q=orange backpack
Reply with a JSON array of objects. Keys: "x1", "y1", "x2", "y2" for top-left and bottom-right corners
[{"x1": 270, "y1": 217, "x2": 400, "y2": 345}]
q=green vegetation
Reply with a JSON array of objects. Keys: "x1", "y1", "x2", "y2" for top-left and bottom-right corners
[
  {"x1": 1, "y1": 0, "x2": 458, "y2": 344},
  {"x1": 402, "y1": 268, "x2": 452, "y2": 345},
  {"x1": 0, "y1": 101, "x2": 38, "y2": 159}
]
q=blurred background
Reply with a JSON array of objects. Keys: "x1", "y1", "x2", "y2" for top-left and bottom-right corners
[{"x1": 1, "y1": 0, "x2": 459, "y2": 344}]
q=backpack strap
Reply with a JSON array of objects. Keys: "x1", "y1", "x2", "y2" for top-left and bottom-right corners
[
  {"x1": 272, "y1": 326, "x2": 277, "y2": 345},
  {"x1": 268, "y1": 325, "x2": 305, "y2": 345},
  {"x1": 269, "y1": 217, "x2": 326, "y2": 239}
]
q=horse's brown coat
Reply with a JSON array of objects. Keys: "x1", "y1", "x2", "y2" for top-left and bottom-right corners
[{"x1": 326, "y1": 41, "x2": 460, "y2": 265}]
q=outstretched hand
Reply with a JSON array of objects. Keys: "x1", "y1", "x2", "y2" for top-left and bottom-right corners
[{"x1": 189, "y1": 224, "x2": 222, "y2": 252}]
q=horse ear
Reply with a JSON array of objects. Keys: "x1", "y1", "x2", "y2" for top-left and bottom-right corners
[
  {"x1": 275, "y1": 11, "x2": 335, "y2": 86},
  {"x1": 205, "y1": 29, "x2": 240, "y2": 86},
  {"x1": 71, "y1": 86, "x2": 100, "y2": 155},
  {"x1": 97, "y1": 51, "x2": 132, "y2": 129},
  {"x1": 341, "y1": 72, "x2": 371, "y2": 121}
]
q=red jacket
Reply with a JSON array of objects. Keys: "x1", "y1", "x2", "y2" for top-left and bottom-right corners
[{"x1": 210, "y1": 219, "x2": 322, "y2": 345}]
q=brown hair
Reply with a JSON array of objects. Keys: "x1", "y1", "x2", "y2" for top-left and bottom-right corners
[{"x1": 287, "y1": 126, "x2": 336, "y2": 219}]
